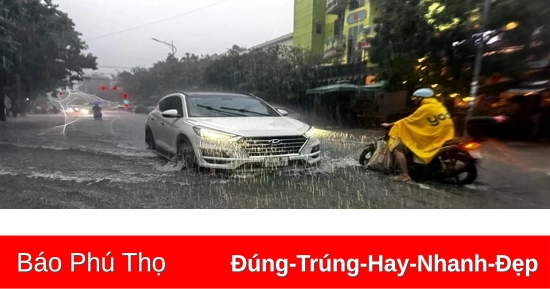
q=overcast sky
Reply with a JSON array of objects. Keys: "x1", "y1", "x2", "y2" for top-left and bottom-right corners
[{"x1": 52, "y1": 0, "x2": 294, "y2": 74}]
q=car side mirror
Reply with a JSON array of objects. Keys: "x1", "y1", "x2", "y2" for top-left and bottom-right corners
[
  {"x1": 162, "y1": 109, "x2": 180, "y2": 118},
  {"x1": 277, "y1": 109, "x2": 289, "y2": 116}
]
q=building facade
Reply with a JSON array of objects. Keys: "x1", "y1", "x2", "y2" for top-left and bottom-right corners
[
  {"x1": 293, "y1": 0, "x2": 378, "y2": 67},
  {"x1": 249, "y1": 33, "x2": 293, "y2": 51}
]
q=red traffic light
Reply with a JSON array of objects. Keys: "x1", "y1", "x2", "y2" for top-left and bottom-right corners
[
  {"x1": 58, "y1": 91, "x2": 64, "y2": 96},
  {"x1": 112, "y1": 86, "x2": 118, "y2": 90},
  {"x1": 100, "y1": 85, "x2": 107, "y2": 91},
  {"x1": 122, "y1": 93, "x2": 129, "y2": 99}
]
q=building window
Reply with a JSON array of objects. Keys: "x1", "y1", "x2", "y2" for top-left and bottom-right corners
[
  {"x1": 348, "y1": 25, "x2": 364, "y2": 64},
  {"x1": 348, "y1": 25, "x2": 364, "y2": 43},
  {"x1": 334, "y1": 18, "x2": 344, "y2": 36},
  {"x1": 349, "y1": 0, "x2": 366, "y2": 10},
  {"x1": 316, "y1": 23, "x2": 323, "y2": 34}
]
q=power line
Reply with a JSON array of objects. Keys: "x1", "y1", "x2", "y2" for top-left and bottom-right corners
[{"x1": 85, "y1": 0, "x2": 231, "y2": 41}]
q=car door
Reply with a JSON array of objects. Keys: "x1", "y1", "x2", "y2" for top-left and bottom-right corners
[
  {"x1": 157, "y1": 95, "x2": 185, "y2": 154},
  {"x1": 148, "y1": 97, "x2": 169, "y2": 150}
]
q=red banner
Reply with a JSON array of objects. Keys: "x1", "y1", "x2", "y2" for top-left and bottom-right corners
[{"x1": 0, "y1": 236, "x2": 548, "y2": 288}]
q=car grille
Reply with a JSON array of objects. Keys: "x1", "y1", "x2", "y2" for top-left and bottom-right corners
[{"x1": 239, "y1": 136, "x2": 308, "y2": 157}]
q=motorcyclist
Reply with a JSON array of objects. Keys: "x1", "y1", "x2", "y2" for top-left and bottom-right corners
[
  {"x1": 92, "y1": 104, "x2": 102, "y2": 117},
  {"x1": 381, "y1": 88, "x2": 455, "y2": 182}
]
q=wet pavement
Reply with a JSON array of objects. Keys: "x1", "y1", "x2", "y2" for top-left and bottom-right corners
[{"x1": 1, "y1": 112, "x2": 549, "y2": 209}]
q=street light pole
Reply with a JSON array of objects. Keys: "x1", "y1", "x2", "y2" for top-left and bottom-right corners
[
  {"x1": 464, "y1": 0, "x2": 491, "y2": 136},
  {"x1": 152, "y1": 38, "x2": 178, "y2": 56}
]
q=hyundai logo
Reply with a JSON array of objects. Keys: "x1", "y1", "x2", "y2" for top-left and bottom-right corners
[{"x1": 268, "y1": 139, "x2": 282, "y2": 145}]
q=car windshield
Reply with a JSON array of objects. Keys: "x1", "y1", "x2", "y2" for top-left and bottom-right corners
[{"x1": 186, "y1": 94, "x2": 280, "y2": 118}]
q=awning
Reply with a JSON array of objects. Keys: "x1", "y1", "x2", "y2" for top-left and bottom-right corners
[
  {"x1": 306, "y1": 82, "x2": 386, "y2": 94},
  {"x1": 306, "y1": 83, "x2": 361, "y2": 94},
  {"x1": 359, "y1": 82, "x2": 386, "y2": 91}
]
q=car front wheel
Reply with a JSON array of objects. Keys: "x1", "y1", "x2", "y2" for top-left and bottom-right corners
[
  {"x1": 178, "y1": 140, "x2": 199, "y2": 171},
  {"x1": 145, "y1": 128, "x2": 155, "y2": 150}
]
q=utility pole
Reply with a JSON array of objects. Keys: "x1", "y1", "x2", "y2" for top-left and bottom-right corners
[
  {"x1": 464, "y1": 0, "x2": 491, "y2": 136},
  {"x1": 152, "y1": 38, "x2": 178, "y2": 56}
]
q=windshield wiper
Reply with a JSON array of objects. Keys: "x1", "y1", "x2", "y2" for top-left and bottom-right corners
[
  {"x1": 196, "y1": 104, "x2": 245, "y2": 117},
  {"x1": 220, "y1": 106, "x2": 270, "y2": 116}
]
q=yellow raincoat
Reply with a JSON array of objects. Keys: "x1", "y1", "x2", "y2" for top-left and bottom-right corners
[{"x1": 388, "y1": 98, "x2": 455, "y2": 164}]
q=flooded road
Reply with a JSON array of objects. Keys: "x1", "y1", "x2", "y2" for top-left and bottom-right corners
[{"x1": 1, "y1": 112, "x2": 549, "y2": 209}]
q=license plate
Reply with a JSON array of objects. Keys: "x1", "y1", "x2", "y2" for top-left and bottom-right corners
[
  {"x1": 469, "y1": 150, "x2": 483, "y2": 159},
  {"x1": 264, "y1": 157, "x2": 289, "y2": 167}
]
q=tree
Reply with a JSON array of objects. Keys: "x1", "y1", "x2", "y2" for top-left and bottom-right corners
[
  {"x1": 115, "y1": 45, "x2": 322, "y2": 107},
  {"x1": 369, "y1": 0, "x2": 550, "y2": 98},
  {"x1": 369, "y1": 0, "x2": 435, "y2": 93},
  {"x1": 116, "y1": 53, "x2": 211, "y2": 104},
  {"x1": 203, "y1": 45, "x2": 322, "y2": 104},
  {"x1": 0, "y1": 0, "x2": 21, "y2": 121},
  {"x1": 0, "y1": 0, "x2": 97, "y2": 120}
]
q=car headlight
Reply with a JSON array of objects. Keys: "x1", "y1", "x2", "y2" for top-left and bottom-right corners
[
  {"x1": 304, "y1": 126, "x2": 317, "y2": 138},
  {"x1": 81, "y1": 109, "x2": 89, "y2": 115},
  {"x1": 193, "y1": 127, "x2": 239, "y2": 141}
]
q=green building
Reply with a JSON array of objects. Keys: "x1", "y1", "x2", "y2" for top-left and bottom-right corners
[{"x1": 293, "y1": 0, "x2": 378, "y2": 68}]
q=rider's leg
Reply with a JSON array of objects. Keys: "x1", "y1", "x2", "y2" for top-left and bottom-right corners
[{"x1": 392, "y1": 146, "x2": 411, "y2": 181}]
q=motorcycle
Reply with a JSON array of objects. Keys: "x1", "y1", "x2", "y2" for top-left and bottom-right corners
[
  {"x1": 359, "y1": 125, "x2": 483, "y2": 186},
  {"x1": 93, "y1": 110, "x2": 102, "y2": 120}
]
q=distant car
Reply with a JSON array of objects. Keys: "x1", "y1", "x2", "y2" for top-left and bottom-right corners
[
  {"x1": 133, "y1": 105, "x2": 150, "y2": 114},
  {"x1": 272, "y1": 106, "x2": 305, "y2": 122},
  {"x1": 145, "y1": 92, "x2": 321, "y2": 171},
  {"x1": 115, "y1": 105, "x2": 131, "y2": 112},
  {"x1": 65, "y1": 105, "x2": 90, "y2": 115}
]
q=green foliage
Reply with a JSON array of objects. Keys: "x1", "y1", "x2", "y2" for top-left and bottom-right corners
[
  {"x1": 369, "y1": 0, "x2": 550, "y2": 96},
  {"x1": 117, "y1": 45, "x2": 323, "y2": 104},
  {"x1": 0, "y1": 0, "x2": 97, "y2": 104},
  {"x1": 117, "y1": 53, "x2": 211, "y2": 102},
  {"x1": 369, "y1": 0, "x2": 435, "y2": 92}
]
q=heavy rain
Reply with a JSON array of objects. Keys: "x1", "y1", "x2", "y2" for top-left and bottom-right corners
[{"x1": 1, "y1": 0, "x2": 550, "y2": 209}]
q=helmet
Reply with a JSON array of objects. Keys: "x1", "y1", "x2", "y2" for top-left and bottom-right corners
[{"x1": 412, "y1": 88, "x2": 435, "y2": 99}]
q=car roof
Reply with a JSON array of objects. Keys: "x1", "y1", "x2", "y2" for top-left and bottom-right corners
[
  {"x1": 158, "y1": 92, "x2": 256, "y2": 103},
  {"x1": 185, "y1": 92, "x2": 252, "y2": 98}
]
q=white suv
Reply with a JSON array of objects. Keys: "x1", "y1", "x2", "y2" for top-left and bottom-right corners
[{"x1": 145, "y1": 92, "x2": 321, "y2": 170}]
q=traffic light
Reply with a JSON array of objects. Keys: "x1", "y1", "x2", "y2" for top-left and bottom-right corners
[
  {"x1": 122, "y1": 93, "x2": 129, "y2": 99},
  {"x1": 112, "y1": 86, "x2": 118, "y2": 90},
  {"x1": 100, "y1": 85, "x2": 107, "y2": 91},
  {"x1": 123, "y1": 100, "x2": 130, "y2": 105}
]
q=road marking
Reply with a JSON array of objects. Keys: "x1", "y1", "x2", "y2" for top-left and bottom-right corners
[
  {"x1": 54, "y1": 118, "x2": 80, "y2": 128},
  {"x1": 110, "y1": 118, "x2": 119, "y2": 135}
]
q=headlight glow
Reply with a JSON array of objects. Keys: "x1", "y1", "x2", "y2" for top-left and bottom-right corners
[
  {"x1": 304, "y1": 126, "x2": 317, "y2": 138},
  {"x1": 193, "y1": 127, "x2": 238, "y2": 141},
  {"x1": 81, "y1": 109, "x2": 89, "y2": 115}
]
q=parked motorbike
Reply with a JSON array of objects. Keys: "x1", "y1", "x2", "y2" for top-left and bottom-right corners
[{"x1": 359, "y1": 125, "x2": 483, "y2": 186}]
